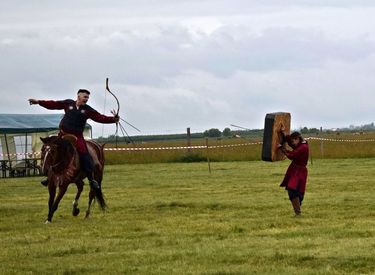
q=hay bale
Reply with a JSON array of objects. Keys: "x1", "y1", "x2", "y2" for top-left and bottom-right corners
[{"x1": 262, "y1": 112, "x2": 291, "y2": 162}]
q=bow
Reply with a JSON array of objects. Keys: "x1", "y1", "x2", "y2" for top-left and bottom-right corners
[
  {"x1": 106, "y1": 78, "x2": 120, "y2": 147},
  {"x1": 106, "y1": 77, "x2": 120, "y2": 116},
  {"x1": 105, "y1": 78, "x2": 140, "y2": 147}
]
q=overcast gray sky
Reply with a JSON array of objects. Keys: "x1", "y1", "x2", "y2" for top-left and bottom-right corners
[{"x1": 1, "y1": 1, "x2": 375, "y2": 137}]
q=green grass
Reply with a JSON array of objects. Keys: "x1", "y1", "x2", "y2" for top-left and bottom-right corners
[{"x1": 1, "y1": 159, "x2": 375, "y2": 274}]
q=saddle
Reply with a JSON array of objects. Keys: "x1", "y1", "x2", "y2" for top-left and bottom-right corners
[{"x1": 61, "y1": 134, "x2": 78, "y2": 144}]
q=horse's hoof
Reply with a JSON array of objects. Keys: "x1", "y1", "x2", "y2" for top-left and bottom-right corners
[
  {"x1": 72, "y1": 208, "x2": 80, "y2": 216},
  {"x1": 44, "y1": 220, "x2": 51, "y2": 224}
]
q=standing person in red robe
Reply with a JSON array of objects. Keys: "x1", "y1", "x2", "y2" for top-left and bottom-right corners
[
  {"x1": 278, "y1": 130, "x2": 309, "y2": 216},
  {"x1": 28, "y1": 89, "x2": 119, "y2": 190}
]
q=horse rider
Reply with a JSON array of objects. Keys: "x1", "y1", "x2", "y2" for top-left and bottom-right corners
[{"x1": 28, "y1": 89, "x2": 119, "y2": 190}]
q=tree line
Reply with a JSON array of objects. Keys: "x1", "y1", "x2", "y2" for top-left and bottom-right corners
[{"x1": 95, "y1": 127, "x2": 264, "y2": 143}]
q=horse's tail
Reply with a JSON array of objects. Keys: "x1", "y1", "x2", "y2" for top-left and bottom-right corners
[
  {"x1": 87, "y1": 140, "x2": 107, "y2": 209},
  {"x1": 94, "y1": 186, "x2": 107, "y2": 210}
]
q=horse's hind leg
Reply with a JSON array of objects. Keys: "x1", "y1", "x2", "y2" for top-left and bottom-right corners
[
  {"x1": 85, "y1": 160, "x2": 106, "y2": 218},
  {"x1": 72, "y1": 180, "x2": 84, "y2": 216},
  {"x1": 92, "y1": 167, "x2": 106, "y2": 210},
  {"x1": 46, "y1": 185, "x2": 68, "y2": 223},
  {"x1": 85, "y1": 189, "x2": 95, "y2": 219}
]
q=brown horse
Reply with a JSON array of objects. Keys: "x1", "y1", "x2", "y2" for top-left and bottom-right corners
[{"x1": 40, "y1": 135, "x2": 106, "y2": 223}]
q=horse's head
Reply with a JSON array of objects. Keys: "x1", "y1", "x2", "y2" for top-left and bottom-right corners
[{"x1": 40, "y1": 135, "x2": 77, "y2": 174}]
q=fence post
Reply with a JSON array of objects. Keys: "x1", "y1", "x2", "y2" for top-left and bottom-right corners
[
  {"x1": 206, "y1": 138, "x2": 211, "y2": 174},
  {"x1": 320, "y1": 126, "x2": 324, "y2": 158},
  {"x1": 187, "y1": 127, "x2": 191, "y2": 153}
]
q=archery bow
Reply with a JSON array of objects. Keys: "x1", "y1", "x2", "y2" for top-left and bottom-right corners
[
  {"x1": 105, "y1": 78, "x2": 141, "y2": 146},
  {"x1": 106, "y1": 78, "x2": 120, "y2": 147}
]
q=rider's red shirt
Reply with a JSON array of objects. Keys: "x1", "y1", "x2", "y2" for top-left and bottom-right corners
[
  {"x1": 39, "y1": 99, "x2": 116, "y2": 136},
  {"x1": 39, "y1": 99, "x2": 116, "y2": 154}
]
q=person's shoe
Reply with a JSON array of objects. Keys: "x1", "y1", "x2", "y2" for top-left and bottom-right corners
[
  {"x1": 291, "y1": 197, "x2": 301, "y2": 216},
  {"x1": 41, "y1": 178, "x2": 48, "y2": 186},
  {"x1": 89, "y1": 180, "x2": 100, "y2": 190}
]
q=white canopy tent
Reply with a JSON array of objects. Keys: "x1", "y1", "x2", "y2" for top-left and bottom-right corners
[{"x1": 0, "y1": 114, "x2": 91, "y2": 177}]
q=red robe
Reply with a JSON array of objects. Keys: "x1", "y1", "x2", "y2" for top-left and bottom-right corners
[
  {"x1": 39, "y1": 99, "x2": 116, "y2": 154},
  {"x1": 280, "y1": 142, "x2": 309, "y2": 193}
]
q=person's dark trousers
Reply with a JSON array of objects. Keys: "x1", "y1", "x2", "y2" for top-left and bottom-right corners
[
  {"x1": 288, "y1": 189, "x2": 304, "y2": 205},
  {"x1": 288, "y1": 189, "x2": 304, "y2": 215},
  {"x1": 79, "y1": 153, "x2": 100, "y2": 189}
]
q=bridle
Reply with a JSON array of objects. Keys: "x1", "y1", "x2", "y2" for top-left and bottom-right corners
[{"x1": 41, "y1": 141, "x2": 68, "y2": 173}]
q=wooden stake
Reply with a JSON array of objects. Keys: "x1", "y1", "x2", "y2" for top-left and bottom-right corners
[
  {"x1": 187, "y1": 127, "x2": 191, "y2": 153},
  {"x1": 206, "y1": 138, "x2": 211, "y2": 174},
  {"x1": 320, "y1": 126, "x2": 324, "y2": 157}
]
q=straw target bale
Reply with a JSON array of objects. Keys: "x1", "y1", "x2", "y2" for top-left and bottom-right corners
[{"x1": 262, "y1": 112, "x2": 291, "y2": 162}]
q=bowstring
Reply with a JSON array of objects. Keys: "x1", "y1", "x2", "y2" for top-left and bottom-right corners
[
  {"x1": 105, "y1": 78, "x2": 139, "y2": 147},
  {"x1": 101, "y1": 89, "x2": 107, "y2": 138},
  {"x1": 118, "y1": 121, "x2": 135, "y2": 145}
]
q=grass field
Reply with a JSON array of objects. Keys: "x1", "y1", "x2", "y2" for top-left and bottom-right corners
[
  {"x1": 104, "y1": 133, "x2": 375, "y2": 164},
  {"x1": 1, "y1": 158, "x2": 375, "y2": 274}
]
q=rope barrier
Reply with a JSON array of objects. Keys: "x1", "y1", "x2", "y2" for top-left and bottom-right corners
[
  {"x1": 0, "y1": 152, "x2": 41, "y2": 158},
  {"x1": 1, "y1": 137, "x2": 374, "y2": 157},
  {"x1": 0, "y1": 142, "x2": 262, "y2": 157},
  {"x1": 306, "y1": 137, "x2": 375, "y2": 142},
  {"x1": 103, "y1": 141, "x2": 263, "y2": 152}
]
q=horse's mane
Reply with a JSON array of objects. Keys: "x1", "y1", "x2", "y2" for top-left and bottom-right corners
[
  {"x1": 56, "y1": 138, "x2": 76, "y2": 170},
  {"x1": 45, "y1": 137, "x2": 78, "y2": 174}
]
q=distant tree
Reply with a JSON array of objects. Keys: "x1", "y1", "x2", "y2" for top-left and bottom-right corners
[
  {"x1": 203, "y1": 128, "x2": 222, "y2": 137},
  {"x1": 300, "y1": 127, "x2": 309, "y2": 134},
  {"x1": 222, "y1": 127, "x2": 232, "y2": 137},
  {"x1": 309, "y1": 128, "x2": 319, "y2": 134}
]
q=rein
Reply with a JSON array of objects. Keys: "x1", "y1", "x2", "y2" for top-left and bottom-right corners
[{"x1": 42, "y1": 138, "x2": 77, "y2": 173}]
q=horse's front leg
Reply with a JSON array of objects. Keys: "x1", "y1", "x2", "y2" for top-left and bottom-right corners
[
  {"x1": 46, "y1": 185, "x2": 68, "y2": 223},
  {"x1": 46, "y1": 182, "x2": 56, "y2": 223},
  {"x1": 72, "y1": 180, "x2": 84, "y2": 216}
]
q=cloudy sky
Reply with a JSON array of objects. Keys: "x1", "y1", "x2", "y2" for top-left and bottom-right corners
[{"x1": 1, "y1": 1, "x2": 375, "y2": 137}]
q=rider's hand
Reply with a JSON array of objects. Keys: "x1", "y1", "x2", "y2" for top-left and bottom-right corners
[
  {"x1": 110, "y1": 109, "x2": 120, "y2": 123},
  {"x1": 28, "y1": 99, "x2": 39, "y2": 105}
]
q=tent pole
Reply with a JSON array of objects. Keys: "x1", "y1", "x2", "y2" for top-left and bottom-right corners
[
  {"x1": 4, "y1": 133, "x2": 12, "y2": 177},
  {"x1": 25, "y1": 132, "x2": 28, "y2": 174}
]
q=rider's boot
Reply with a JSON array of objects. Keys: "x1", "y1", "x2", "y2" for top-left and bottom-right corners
[
  {"x1": 89, "y1": 179, "x2": 100, "y2": 190},
  {"x1": 41, "y1": 178, "x2": 48, "y2": 186},
  {"x1": 80, "y1": 153, "x2": 100, "y2": 190}
]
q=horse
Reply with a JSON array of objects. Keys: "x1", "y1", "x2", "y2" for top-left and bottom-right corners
[{"x1": 40, "y1": 135, "x2": 106, "y2": 223}]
